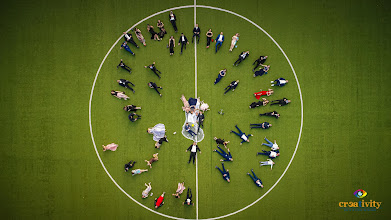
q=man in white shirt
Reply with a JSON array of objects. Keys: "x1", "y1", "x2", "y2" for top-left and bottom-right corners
[
  {"x1": 257, "y1": 150, "x2": 280, "y2": 159},
  {"x1": 169, "y1": 11, "x2": 178, "y2": 32},
  {"x1": 260, "y1": 159, "x2": 275, "y2": 170},
  {"x1": 192, "y1": 24, "x2": 201, "y2": 43},
  {"x1": 186, "y1": 142, "x2": 201, "y2": 164},
  {"x1": 182, "y1": 188, "x2": 194, "y2": 206},
  {"x1": 123, "y1": 32, "x2": 139, "y2": 48},
  {"x1": 178, "y1": 33, "x2": 189, "y2": 54},
  {"x1": 230, "y1": 124, "x2": 253, "y2": 145},
  {"x1": 262, "y1": 137, "x2": 279, "y2": 150}
]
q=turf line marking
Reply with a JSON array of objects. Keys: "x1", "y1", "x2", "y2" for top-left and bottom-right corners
[
  {"x1": 194, "y1": 1, "x2": 199, "y2": 220},
  {"x1": 89, "y1": 4, "x2": 303, "y2": 220}
]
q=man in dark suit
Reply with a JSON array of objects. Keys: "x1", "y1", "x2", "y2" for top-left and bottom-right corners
[
  {"x1": 148, "y1": 82, "x2": 163, "y2": 97},
  {"x1": 178, "y1": 33, "x2": 189, "y2": 54},
  {"x1": 233, "y1": 51, "x2": 250, "y2": 66},
  {"x1": 169, "y1": 11, "x2": 178, "y2": 32},
  {"x1": 259, "y1": 111, "x2": 280, "y2": 119},
  {"x1": 186, "y1": 142, "x2": 201, "y2": 164},
  {"x1": 117, "y1": 79, "x2": 135, "y2": 93},
  {"x1": 144, "y1": 62, "x2": 161, "y2": 79},
  {"x1": 123, "y1": 32, "x2": 139, "y2": 48},
  {"x1": 117, "y1": 59, "x2": 132, "y2": 74},
  {"x1": 192, "y1": 24, "x2": 200, "y2": 44}
]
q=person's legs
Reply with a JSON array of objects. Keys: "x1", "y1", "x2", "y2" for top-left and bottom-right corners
[
  {"x1": 248, "y1": 173, "x2": 256, "y2": 182},
  {"x1": 235, "y1": 125, "x2": 243, "y2": 134},
  {"x1": 234, "y1": 58, "x2": 240, "y2": 65},
  {"x1": 257, "y1": 152, "x2": 268, "y2": 156},
  {"x1": 196, "y1": 34, "x2": 200, "y2": 43},
  {"x1": 222, "y1": 163, "x2": 226, "y2": 172},
  {"x1": 126, "y1": 85, "x2": 135, "y2": 93},
  {"x1": 129, "y1": 38, "x2": 139, "y2": 47},
  {"x1": 262, "y1": 138, "x2": 273, "y2": 148},
  {"x1": 189, "y1": 188, "x2": 192, "y2": 199},
  {"x1": 181, "y1": 43, "x2": 184, "y2": 53},
  {"x1": 251, "y1": 169, "x2": 258, "y2": 179},
  {"x1": 192, "y1": 34, "x2": 196, "y2": 43},
  {"x1": 260, "y1": 162, "x2": 267, "y2": 166},
  {"x1": 216, "y1": 166, "x2": 223, "y2": 175},
  {"x1": 207, "y1": 37, "x2": 211, "y2": 47},
  {"x1": 152, "y1": 70, "x2": 161, "y2": 78},
  {"x1": 230, "y1": 130, "x2": 240, "y2": 137},
  {"x1": 217, "y1": 146, "x2": 226, "y2": 155},
  {"x1": 153, "y1": 87, "x2": 161, "y2": 95},
  {"x1": 216, "y1": 42, "x2": 222, "y2": 51},
  {"x1": 224, "y1": 87, "x2": 231, "y2": 94},
  {"x1": 192, "y1": 153, "x2": 196, "y2": 164},
  {"x1": 125, "y1": 47, "x2": 134, "y2": 55},
  {"x1": 188, "y1": 153, "x2": 194, "y2": 163},
  {"x1": 251, "y1": 126, "x2": 262, "y2": 129}
]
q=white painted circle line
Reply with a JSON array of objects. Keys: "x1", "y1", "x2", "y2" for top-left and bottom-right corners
[{"x1": 88, "y1": 4, "x2": 303, "y2": 220}]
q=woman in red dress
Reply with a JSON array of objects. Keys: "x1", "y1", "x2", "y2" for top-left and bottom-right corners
[{"x1": 254, "y1": 89, "x2": 273, "y2": 100}]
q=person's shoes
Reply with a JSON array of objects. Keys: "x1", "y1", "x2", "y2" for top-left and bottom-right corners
[
  {"x1": 251, "y1": 169, "x2": 254, "y2": 171},
  {"x1": 132, "y1": 53, "x2": 135, "y2": 56},
  {"x1": 160, "y1": 94, "x2": 162, "y2": 97},
  {"x1": 133, "y1": 90, "x2": 135, "y2": 93},
  {"x1": 137, "y1": 46, "x2": 139, "y2": 48},
  {"x1": 270, "y1": 81, "x2": 274, "y2": 83},
  {"x1": 271, "y1": 84, "x2": 274, "y2": 86},
  {"x1": 215, "y1": 166, "x2": 218, "y2": 168},
  {"x1": 188, "y1": 161, "x2": 190, "y2": 164},
  {"x1": 232, "y1": 89, "x2": 235, "y2": 91},
  {"x1": 206, "y1": 46, "x2": 209, "y2": 48},
  {"x1": 180, "y1": 52, "x2": 182, "y2": 55},
  {"x1": 213, "y1": 150, "x2": 217, "y2": 152},
  {"x1": 247, "y1": 173, "x2": 250, "y2": 175}
]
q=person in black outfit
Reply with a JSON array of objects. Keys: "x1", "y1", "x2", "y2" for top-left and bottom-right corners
[
  {"x1": 197, "y1": 111, "x2": 205, "y2": 128},
  {"x1": 182, "y1": 188, "x2": 194, "y2": 206},
  {"x1": 124, "y1": 160, "x2": 136, "y2": 172},
  {"x1": 128, "y1": 112, "x2": 141, "y2": 122},
  {"x1": 270, "y1": 98, "x2": 291, "y2": 106},
  {"x1": 253, "y1": 55, "x2": 268, "y2": 72},
  {"x1": 250, "y1": 122, "x2": 272, "y2": 129},
  {"x1": 186, "y1": 142, "x2": 201, "y2": 164},
  {"x1": 169, "y1": 11, "x2": 178, "y2": 32},
  {"x1": 155, "y1": 136, "x2": 169, "y2": 149},
  {"x1": 123, "y1": 32, "x2": 139, "y2": 48},
  {"x1": 206, "y1": 29, "x2": 213, "y2": 48},
  {"x1": 168, "y1": 36, "x2": 175, "y2": 55},
  {"x1": 214, "y1": 137, "x2": 229, "y2": 148},
  {"x1": 157, "y1": 20, "x2": 167, "y2": 38},
  {"x1": 117, "y1": 59, "x2": 132, "y2": 74},
  {"x1": 233, "y1": 51, "x2": 250, "y2": 66},
  {"x1": 144, "y1": 62, "x2": 162, "y2": 79},
  {"x1": 178, "y1": 33, "x2": 189, "y2": 54},
  {"x1": 123, "y1": 105, "x2": 141, "y2": 111},
  {"x1": 148, "y1": 82, "x2": 163, "y2": 97},
  {"x1": 224, "y1": 80, "x2": 239, "y2": 94},
  {"x1": 192, "y1": 24, "x2": 200, "y2": 44},
  {"x1": 249, "y1": 101, "x2": 262, "y2": 109},
  {"x1": 260, "y1": 111, "x2": 280, "y2": 119},
  {"x1": 147, "y1": 24, "x2": 161, "y2": 40},
  {"x1": 117, "y1": 79, "x2": 135, "y2": 93}
]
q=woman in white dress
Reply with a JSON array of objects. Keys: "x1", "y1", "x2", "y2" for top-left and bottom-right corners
[
  {"x1": 142, "y1": 182, "x2": 152, "y2": 198},
  {"x1": 172, "y1": 182, "x2": 186, "y2": 198},
  {"x1": 102, "y1": 143, "x2": 118, "y2": 151},
  {"x1": 229, "y1": 33, "x2": 240, "y2": 51}
]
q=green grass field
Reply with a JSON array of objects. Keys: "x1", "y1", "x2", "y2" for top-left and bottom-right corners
[{"x1": 0, "y1": 0, "x2": 390, "y2": 219}]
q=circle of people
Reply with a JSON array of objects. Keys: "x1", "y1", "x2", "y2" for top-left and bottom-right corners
[{"x1": 103, "y1": 10, "x2": 292, "y2": 210}]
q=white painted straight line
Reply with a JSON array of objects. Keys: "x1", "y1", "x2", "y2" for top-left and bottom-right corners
[{"x1": 194, "y1": 1, "x2": 199, "y2": 220}]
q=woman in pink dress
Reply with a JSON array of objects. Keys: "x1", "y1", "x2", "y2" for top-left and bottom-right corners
[
  {"x1": 254, "y1": 89, "x2": 273, "y2": 100},
  {"x1": 102, "y1": 143, "x2": 119, "y2": 151}
]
